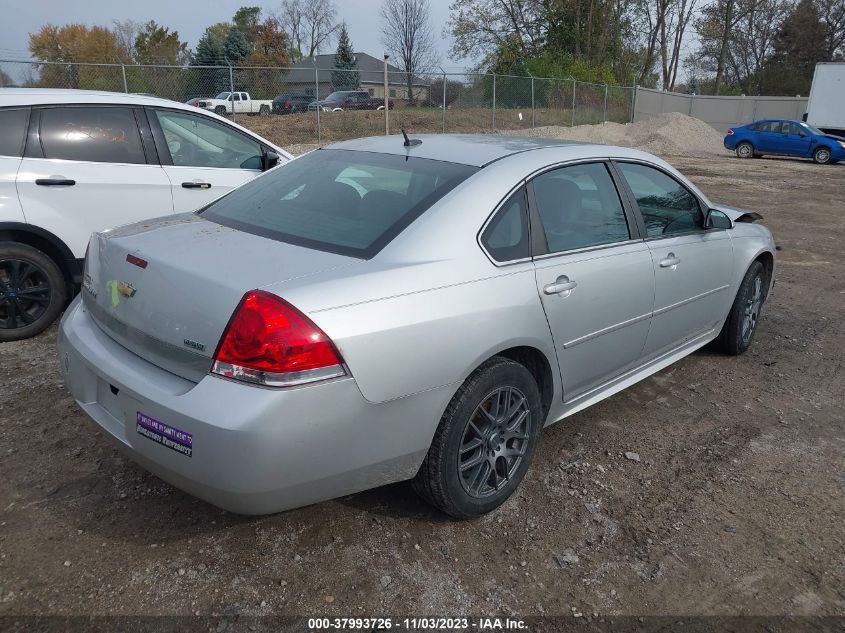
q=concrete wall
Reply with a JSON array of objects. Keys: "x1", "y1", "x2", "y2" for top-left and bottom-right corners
[{"x1": 633, "y1": 87, "x2": 808, "y2": 130}]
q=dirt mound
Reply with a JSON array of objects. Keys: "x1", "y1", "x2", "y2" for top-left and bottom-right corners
[{"x1": 504, "y1": 112, "x2": 727, "y2": 157}]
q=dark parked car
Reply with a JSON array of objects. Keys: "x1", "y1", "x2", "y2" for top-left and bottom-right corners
[
  {"x1": 310, "y1": 90, "x2": 394, "y2": 112},
  {"x1": 724, "y1": 119, "x2": 845, "y2": 164},
  {"x1": 272, "y1": 93, "x2": 312, "y2": 114}
]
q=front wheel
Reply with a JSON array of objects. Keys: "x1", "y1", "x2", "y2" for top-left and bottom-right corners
[
  {"x1": 736, "y1": 142, "x2": 754, "y2": 159},
  {"x1": 412, "y1": 357, "x2": 543, "y2": 518},
  {"x1": 0, "y1": 242, "x2": 67, "y2": 342},
  {"x1": 214, "y1": 105, "x2": 226, "y2": 116},
  {"x1": 813, "y1": 146, "x2": 832, "y2": 164},
  {"x1": 715, "y1": 261, "x2": 766, "y2": 355}
]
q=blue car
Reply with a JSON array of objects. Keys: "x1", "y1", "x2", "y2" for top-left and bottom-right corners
[{"x1": 724, "y1": 119, "x2": 845, "y2": 165}]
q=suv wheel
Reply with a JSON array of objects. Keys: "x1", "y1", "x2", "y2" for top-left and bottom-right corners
[
  {"x1": 813, "y1": 146, "x2": 832, "y2": 164},
  {"x1": 0, "y1": 242, "x2": 67, "y2": 342},
  {"x1": 412, "y1": 357, "x2": 543, "y2": 518}
]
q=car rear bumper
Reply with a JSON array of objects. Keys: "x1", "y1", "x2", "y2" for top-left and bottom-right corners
[{"x1": 57, "y1": 297, "x2": 450, "y2": 514}]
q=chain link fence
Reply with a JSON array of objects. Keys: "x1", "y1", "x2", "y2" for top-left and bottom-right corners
[{"x1": 1, "y1": 59, "x2": 636, "y2": 146}]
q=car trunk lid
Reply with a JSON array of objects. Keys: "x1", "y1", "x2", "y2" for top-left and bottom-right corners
[{"x1": 83, "y1": 213, "x2": 358, "y2": 383}]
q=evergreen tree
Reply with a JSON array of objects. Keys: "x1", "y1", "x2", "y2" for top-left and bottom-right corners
[
  {"x1": 225, "y1": 25, "x2": 251, "y2": 63},
  {"x1": 331, "y1": 24, "x2": 359, "y2": 90}
]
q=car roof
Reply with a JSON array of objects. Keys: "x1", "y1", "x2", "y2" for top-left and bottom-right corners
[
  {"x1": 326, "y1": 134, "x2": 599, "y2": 167},
  {"x1": 0, "y1": 87, "x2": 190, "y2": 109}
]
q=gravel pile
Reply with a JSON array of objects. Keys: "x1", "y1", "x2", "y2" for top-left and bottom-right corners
[{"x1": 505, "y1": 112, "x2": 727, "y2": 157}]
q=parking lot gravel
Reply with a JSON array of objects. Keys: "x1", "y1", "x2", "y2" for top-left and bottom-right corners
[{"x1": 0, "y1": 152, "x2": 843, "y2": 619}]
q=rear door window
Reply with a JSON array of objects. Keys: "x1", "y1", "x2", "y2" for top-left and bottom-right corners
[
  {"x1": 0, "y1": 108, "x2": 29, "y2": 157},
  {"x1": 200, "y1": 149, "x2": 477, "y2": 258},
  {"x1": 531, "y1": 162, "x2": 630, "y2": 253},
  {"x1": 38, "y1": 106, "x2": 146, "y2": 164}
]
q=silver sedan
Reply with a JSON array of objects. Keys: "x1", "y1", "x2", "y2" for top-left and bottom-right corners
[{"x1": 58, "y1": 135, "x2": 776, "y2": 518}]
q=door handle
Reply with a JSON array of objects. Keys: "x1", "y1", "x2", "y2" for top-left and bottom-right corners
[
  {"x1": 35, "y1": 178, "x2": 75, "y2": 186},
  {"x1": 543, "y1": 275, "x2": 578, "y2": 296},
  {"x1": 659, "y1": 253, "x2": 680, "y2": 268},
  {"x1": 181, "y1": 182, "x2": 212, "y2": 189}
]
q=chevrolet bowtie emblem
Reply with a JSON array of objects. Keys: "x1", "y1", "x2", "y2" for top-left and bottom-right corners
[{"x1": 116, "y1": 281, "x2": 136, "y2": 298}]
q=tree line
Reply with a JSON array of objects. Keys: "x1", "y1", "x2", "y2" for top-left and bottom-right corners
[
  {"x1": 18, "y1": 0, "x2": 845, "y2": 98},
  {"x1": 447, "y1": 0, "x2": 845, "y2": 95}
]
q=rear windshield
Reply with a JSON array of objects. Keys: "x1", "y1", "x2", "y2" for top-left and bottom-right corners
[{"x1": 200, "y1": 149, "x2": 477, "y2": 258}]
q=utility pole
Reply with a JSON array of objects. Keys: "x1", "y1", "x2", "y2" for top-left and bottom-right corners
[
  {"x1": 313, "y1": 57, "x2": 321, "y2": 144},
  {"x1": 383, "y1": 52, "x2": 390, "y2": 135}
]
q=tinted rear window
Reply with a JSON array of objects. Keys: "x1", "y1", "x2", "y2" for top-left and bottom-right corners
[
  {"x1": 0, "y1": 108, "x2": 29, "y2": 157},
  {"x1": 200, "y1": 149, "x2": 477, "y2": 258},
  {"x1": 39, "y1": 106, "x2": 146, "y2": 164}
]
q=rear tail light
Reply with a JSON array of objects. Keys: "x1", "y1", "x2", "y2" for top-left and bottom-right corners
[
  {"x1": 284, "y1": 100, "x2": 292, "y2": 109},
  {"x1": 212, "y1": 290, "x2": 345, "y2": 387},
  {"x1": 726, "y1": 129, "x2": 734, "y2": 135}
]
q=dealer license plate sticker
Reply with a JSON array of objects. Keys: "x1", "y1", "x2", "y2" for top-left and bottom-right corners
[{"x1": 136, "y1": 412, "x2": 193, "y2": 458}]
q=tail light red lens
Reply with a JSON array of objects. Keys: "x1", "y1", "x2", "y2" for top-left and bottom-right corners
[
  {"x1": 726, "y1": 129, "x2": 734, "y2": 135},
  {"x1": 284, "y1": 101, "x2": 292, "y2": 109},
  {"x1": 212, "y1": 290, "x2": 345, "y2": 387}
]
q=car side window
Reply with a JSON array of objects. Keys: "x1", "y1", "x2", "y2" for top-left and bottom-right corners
[
  {"x1": 153, "y1": 109, "x2": 263, "y2": 170},
  {"x1": 617, "y1": 162, "x2": 703, "y2": 237},
  {"x1": 38, "y1": 107, "x2": 146, "y2": 164},
  {"x1": 531, "y1": 162, "x2": 630, "y2": 254},
  {"x1": 481, "y1": 187, "x2": 529, "y2": 262},
  {"x1": 760, "y1": 121, "x2": 783, "y2": 133},
  {"x1": 0, "y1": 108, "x2": 29, "y2": 157}
]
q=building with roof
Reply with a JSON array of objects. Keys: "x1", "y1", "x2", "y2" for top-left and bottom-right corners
[{"x1": 282, "y1": 52, "x2": 429, "y2": 102}]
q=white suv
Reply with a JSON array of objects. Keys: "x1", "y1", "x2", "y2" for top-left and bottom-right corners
[{"x1": 0, "y1": 88, "x2": 291, "y2": 341}]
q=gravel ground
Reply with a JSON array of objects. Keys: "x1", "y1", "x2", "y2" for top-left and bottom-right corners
[{"x1": 0, "y1": 152, "x2": 843, "y2": 620}]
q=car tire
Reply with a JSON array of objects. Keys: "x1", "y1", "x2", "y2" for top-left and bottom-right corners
[
  {"x1": 0, "y1": 242, "x2": 67, "y2": 342},
  {"x1": 736, "y1": 142, "x2": 755, "y2": 159},
  {"x1": 259, "y1": 105, "x2": 270, "y2": 117},
  {"x1": 214, "y1": 105, "x2": 226, "y2": 116},
  {"x1": 813, "y1": 146, "x2": 832, "y2": 164},
  {"x1": 715, "y1": 260, "x2": 766, "y2": 356},
  {"x1": 412, "y1": 357, "x2": 543, "y2": 519}
]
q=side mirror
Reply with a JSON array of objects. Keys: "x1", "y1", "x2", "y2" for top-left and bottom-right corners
[
  {"x1": 261, "y1": 150, "x2": 280, "y2": 171},
  {"x1": 705, "y1": 209, "x2": 732, "y2": 230}
]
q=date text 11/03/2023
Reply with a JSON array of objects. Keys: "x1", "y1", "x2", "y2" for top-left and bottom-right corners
[{"x1": 307, "y1": 618, "x2": 528, "y2": 630}]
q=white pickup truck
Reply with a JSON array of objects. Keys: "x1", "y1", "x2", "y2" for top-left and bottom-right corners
[{"x1": 196, "y1": 92, "x2": 273, "y2": 116}]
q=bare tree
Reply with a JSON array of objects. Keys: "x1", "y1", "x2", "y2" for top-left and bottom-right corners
[
  {"x1": 380, "y1": 0, "x2": 436, "y2": 104},
  {"x1": 281, "y1": 0, "x2": 340, "y2": 60},
  {"x1": 112, "y1": 19, "x2": 141, "y2": 60}
]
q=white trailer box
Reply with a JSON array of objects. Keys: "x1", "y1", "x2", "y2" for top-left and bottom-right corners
[{"x1": 805, "y1": 62, "x2": 845, "y2": 136}]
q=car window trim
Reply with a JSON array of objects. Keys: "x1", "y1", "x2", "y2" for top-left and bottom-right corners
[
  {"x1": 476, "y1": 182, "x2": 533, "y2": 266},
  {"x1": 611, "y1": 158, "x2": 708, "y2": 242},
  {"x1": 525, "y1": 159, "x2": 640, "y2": 259},
  {"x1": 25, "y1": 104, "x2": 151, "y2": 165},
  {"x1": 0, "y1": 106, "x2": 31, "y2": 158},
  {"x1": 146, "y1": 105, "x2": 268, "y2": 170}
]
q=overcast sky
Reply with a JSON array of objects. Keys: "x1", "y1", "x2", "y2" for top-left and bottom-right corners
[{"x1": 0, "y1": 0, "x2": 466, "y2": 69}]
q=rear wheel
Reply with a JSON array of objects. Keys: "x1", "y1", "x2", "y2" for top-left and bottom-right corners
[
  {"x1": 0, "y1": 242, "x2": 67, "y2": 342},
  {"x1": 813, "y1": 146, "x2": 832, "y2": 164},
  {"x1": 715, "y1": 261, "x2": 766, "y2": 355},
  {"x1": 259, "y1": 104, "x2": 270, "y2": 116},
  {"x1": 412, "y1": 357, "x2": 543, "y2": 518},
  {"x1": 736, "y1": 142, "x2": 754, "y2": 159}
]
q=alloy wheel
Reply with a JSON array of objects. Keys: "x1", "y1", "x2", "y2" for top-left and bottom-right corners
[
  {"x1": 0, "y1": 259, "x2": 52, "y2": 330},
  {"x1": 741, "y1": 274, "x2": 763, "y2": 345},
  {"x1": 738, "y1": 143, "x2": 752, "y2": 158},
  {"x1": 816, "y1": 148, "x2": 830, "y2": 163},
  {"x1": 458, "y1": 386, "x2": 532, "y2": 498}
]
